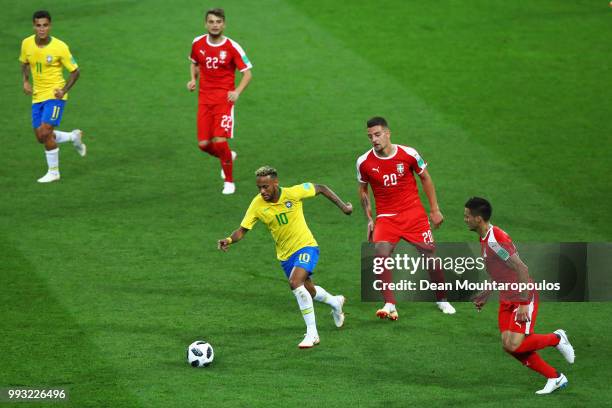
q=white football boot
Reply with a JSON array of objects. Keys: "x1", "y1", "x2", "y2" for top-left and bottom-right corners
[
  {"x1": 331, "y1": 295, "x2": 346, "y2": 328},
  {"x1": 535, "y1": 373, "x2": 568, "y2": 395},
  {"x1": 436, "y1": 301, "x2": 456, "y2": 314},
  {"x1": 376, "y1": 303, "x2": 398, "y2": 321},
  {"x1": 37, "y1": 171, "x2": 60, "y2": 183},
  {"x1": 220, "y1": 150, "x2": 237, "y2": 179},
  {"x1": 73, "y1": 129, "x2": 87, "y2": 157},
  {"x1": 554, "y1": 329, "x2": 575, "y2": 364},
  {"x1": 222, "y1": 182, "x2": 236, "y2": 195},
  {"x1": 298, "y1": 333, "x2": 320, "y2": 349}
]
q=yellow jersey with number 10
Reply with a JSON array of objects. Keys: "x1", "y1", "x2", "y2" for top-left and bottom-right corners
[
  {"x1": 19, "y1": 35, "x2": 79, "y2": 103},
  {"x1": 240, "y1": 183, "x2": 318, "y2": 261}
]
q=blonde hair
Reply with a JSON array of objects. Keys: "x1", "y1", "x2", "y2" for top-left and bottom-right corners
[{"x1": 254, "y1": 166, "x2": 278, "y2": 178}]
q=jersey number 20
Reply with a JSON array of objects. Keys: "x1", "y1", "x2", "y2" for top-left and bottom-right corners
[{"x1": 383, "y1": 173, "x2": 398, "y2": 186}]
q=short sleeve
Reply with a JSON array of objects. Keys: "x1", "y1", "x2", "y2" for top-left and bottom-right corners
[
  {"x1": 288, "y1": 183, "x2": 316, "y2": 201},
  {"x1": 19, "y1": 40, "x2": 28, "y2": 63},
  {"x1": 229, "y1": 39, "x2": 252, "y2": 72},
  {"x1": 240, "y1": 200, "x2": 259, "y2": 230},
  {"x1": 189, "y1": 42, "x2": 199, "y2": 64},
  {"x1": 60, "y1": 44, "x2": 78, "y2": 72},
  {"x1": 488, "y1": 230, "x2": 517, "y2": 261},
  {"x1": 356, "y1": 160, "x2": 366, "y2": 183},
  {"x1": 410, "y1": 149, "x2": 427, "y2": 175}
]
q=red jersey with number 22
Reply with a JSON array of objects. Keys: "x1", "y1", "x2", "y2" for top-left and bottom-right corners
[
  {"x1": 190, "y1": 35, "x2": 252, "y2": 104},
  {"x1": 356, "y1": 144, "x2": 428, "y2": 216}
]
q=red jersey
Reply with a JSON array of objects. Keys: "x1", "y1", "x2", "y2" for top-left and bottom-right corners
[
  {"x1": 190, "y1": 34, "x2": 252, "y2": 104},
  {"x1": 356, "y1": 144, "x2": 427, "y2": 216},
  {"x1": 480, "y1": 225, "x2": 532, "y2": 302}
]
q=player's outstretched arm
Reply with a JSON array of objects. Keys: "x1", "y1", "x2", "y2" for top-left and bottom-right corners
[
  {"x1": 358, "y1": 182, "x2": 374, "y2": 241},
  {"x1": 54, "y1": 68, "x2": 80, "y2": 99},
  {"x1": 314, "y1": 184, "x2": 352, "y2": 215},
  {"x1": 217, "y1": 226, "x2": 249, "y2": 252},
  {"x1": 418, "y1": 169, "x2": 444, "y2": 229}
]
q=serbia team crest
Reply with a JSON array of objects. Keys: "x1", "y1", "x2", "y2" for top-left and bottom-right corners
[{"x1": 396, "y1": 163, "x2": 405, "y2": 175}]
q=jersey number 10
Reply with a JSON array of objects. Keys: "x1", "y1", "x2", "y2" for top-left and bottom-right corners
[{"x1": 275, "y1": 213, "x2": 289, "y2": 225}]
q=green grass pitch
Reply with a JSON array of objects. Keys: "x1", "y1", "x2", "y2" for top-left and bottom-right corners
[{"x1": 1, "y1": 0, "x2": 611, "y2": 406}]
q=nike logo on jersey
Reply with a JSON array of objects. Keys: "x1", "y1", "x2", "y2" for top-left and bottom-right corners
[
  {"x1": 199, "y1": 50, "x2": 206, "y2": 56},
  {"x1": 372, "y1": 167, "x2": 380, "y2": 173}
]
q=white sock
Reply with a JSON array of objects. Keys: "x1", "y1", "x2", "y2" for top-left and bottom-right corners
[
  {"x1": 314, "y1": 285, "x2": 340, "y2": 310},
  {"x1": 292, "y1": 285, "x2": 317, "y2": 336},
  {"x1": 45, "y1": 148, "x2": 59, "y2": 174},
  {"x1": 384, "y1": 302, "x2": 396, "y2": 312},
  {"x1": 54, "y1": 130, "x2": 75, "y2": 144}
]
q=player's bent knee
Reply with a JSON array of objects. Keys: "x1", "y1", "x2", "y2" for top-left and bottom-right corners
[
  {"x1": 288, "y1": 278, "x2": 300, "y2": 290},
  {"x1": 198, "y1": 140, "x2": 210, "y2": 152},
  {"x1": 37, "y1": 125, "x2": 54, "y2": 141},
  {"x1": 502, "y1": 341, "x2": 519, "y2": 353}
]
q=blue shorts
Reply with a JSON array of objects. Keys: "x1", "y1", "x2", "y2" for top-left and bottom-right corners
[
  {"x1": 280, "y1": 246, "x2": 320, "y2": 279},
  {"x1": 32, "y1": 99, "x2": 66, "y2": 128}
]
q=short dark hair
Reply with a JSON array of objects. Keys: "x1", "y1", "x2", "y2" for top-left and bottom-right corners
[
  {"x1": 33, "y1": 10, "x2": 51, "y2": 22},
  {"x1": 206, "y1": 8, "x2": 225, "y2": 21},
  {"x1": 367, "y1": 116, "x2": 388, "y2": 129},
  {"x1": 255, "y1": 165, "x2": 277, "y2": 179},
  {"x1": 465, "y1": 197, "x2": 492, "y2": 221}
]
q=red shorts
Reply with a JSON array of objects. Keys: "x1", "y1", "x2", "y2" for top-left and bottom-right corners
[
  {"x1": 373, "y1": 210, "x2": 434, "y2": 249},
  {"x1": 197, "y1": 101, "x2": 234, "y2": 142},
  {"x1": 498, "y1": 293, "x2": 539, "y2": 334}
]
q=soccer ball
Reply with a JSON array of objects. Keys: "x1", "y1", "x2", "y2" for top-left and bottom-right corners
[{"x1": 187, "y1": 340, "x2": 214, "y2": 368}]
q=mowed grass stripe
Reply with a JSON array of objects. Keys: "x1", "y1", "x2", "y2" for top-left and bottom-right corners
[
  {"x1": 0, "y1": 237, "x2": 145, "y2": 407},
  {"x1": 287, "y1": 0, "x2": 612, "y2": 241},
  {"x1": 2, "y1": 1, "x2": 612, "y2": 407}
]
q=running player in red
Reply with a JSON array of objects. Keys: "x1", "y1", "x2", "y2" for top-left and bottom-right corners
[
  {"x1": 187, "y1": 8, "x2": 252, "y2": 195},
  {"x1": 357, "y1": 117, "x2": 455, "y2": 319},
  {"x1": 464, "y1": 197, "x2": 575, "y2": 395}
]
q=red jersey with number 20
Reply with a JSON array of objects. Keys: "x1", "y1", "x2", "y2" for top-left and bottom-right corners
[
  {"x1": 190, "y1": 34, "x2": 252, "y2": 104},
  {"x1": 356, "y1": 144, "x2": 428, "y2": 216}
]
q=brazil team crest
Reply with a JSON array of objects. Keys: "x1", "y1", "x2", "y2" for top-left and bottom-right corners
[
  {"x1": 285, "y1": 201, "x2": 293, "y2": 209},
  {"x1": 396, "y1": 163, "x2": 405, "y2": 175},
  {"x1": 46, "y1": 55, "x2": 53, "y2": 63}
]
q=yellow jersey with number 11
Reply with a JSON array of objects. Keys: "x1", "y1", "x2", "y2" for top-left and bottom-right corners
[{"x1": 19, "y1": 35, "x2": 79, "y2": 103}]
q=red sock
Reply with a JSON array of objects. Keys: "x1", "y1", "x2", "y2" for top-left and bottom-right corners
[
  {"x1": 199, "y1": 142, "x2": 218, "y2": 157},
  {"x1": 514, "y1": 333, "x2": 560, "y2": 354},
  {"x1": 427, "y1": 265, "x2": 447, "y2": 301},
  {"x1": 510, "y1": 351, "x2": 558, "y2": 379},
  {"x1": 213, "y1": 141, "x2": 233, "y2": 182},
  {"x1": 376, "y1": 256, "x2": 396, "y2": 304},
  {"x1": 416, "y1": 247, "x2": 447, "y2": 301}
]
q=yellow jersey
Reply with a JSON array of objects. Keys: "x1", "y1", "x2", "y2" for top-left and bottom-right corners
[
  {"x1": 241, "y1": 183, "x2": 318, "y2": 261},
  {"x1": 19, "y1": 35, "x2": 79, "y2": 103}
]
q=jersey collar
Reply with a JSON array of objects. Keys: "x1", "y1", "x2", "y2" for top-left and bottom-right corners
[
  {"x1": 205, "y1": 35, "x2": 227, "y2": 47},
  {"x1": 480, "y1": 224, "x2": 494, "y2": 241},
  {"x1": 372, "y1": 144, "x2": 398, "y2": 160}
]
